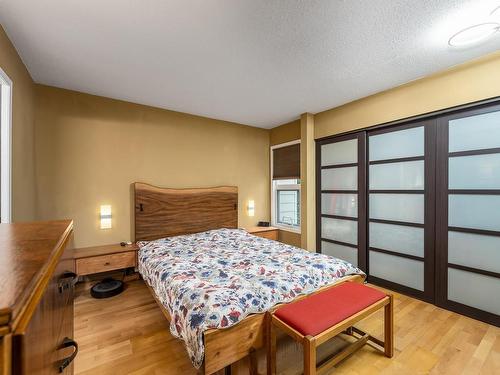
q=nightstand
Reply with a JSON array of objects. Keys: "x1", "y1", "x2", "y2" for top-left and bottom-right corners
[
  {"x1": 74, "y1": 243, "x2": 139, "y2": 276},
  {"x1": 245, "y1": 226, "x2": 279, "y2": 241}
]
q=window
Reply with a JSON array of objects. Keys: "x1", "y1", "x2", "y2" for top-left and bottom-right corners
[
  {"x1": 275, "y1": 179, "x2": 300, "y2": 228},
  {"x1": 0, "y1": 68, "x2": 12, "y2": 223},
  {"x1": 271, "y1": 141, "x2": 301, "y2": 233}
]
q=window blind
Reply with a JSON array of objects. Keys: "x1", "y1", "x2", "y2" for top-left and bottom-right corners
[{"x1": 273, "y1": 144, "x2": 300, "y2": 179}]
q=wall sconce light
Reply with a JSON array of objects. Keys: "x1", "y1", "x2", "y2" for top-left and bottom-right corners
[
  {"x1": 247, "y1": 200, "x2": 255, "y2": 217},
  {"x1": 100, "y1": 205, "x2": 112, "y2": 229}
]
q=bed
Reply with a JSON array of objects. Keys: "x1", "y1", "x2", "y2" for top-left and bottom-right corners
[{"x1": 134, "y1": 182, "x2": 365, "y2": 374}]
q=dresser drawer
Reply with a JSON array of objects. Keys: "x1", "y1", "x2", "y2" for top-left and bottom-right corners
[
  {"x1": 76, "y1": 251, "x2": 136, "y2": 276},
  {"x1": 253, "y1": 230, "x2": 278, "y2": 241}
]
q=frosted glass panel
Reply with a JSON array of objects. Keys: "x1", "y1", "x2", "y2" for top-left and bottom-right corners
[
  {"x1": 370, "y1": 161, "x2": 424, "y2": 190},
  {"x1": 369, "y1": 127, "x2": 424, "y2": 161},
  {"x1": 370, "y1": 194, "x2": 424, "y2": 224},
  {"x1": 369, "y1": 251, "x2": 424, "y2": 290},
  {"x1": 448, "y1": 231, "x2": 500, "y2": 273},
  {"x1": 321, "y1": 139, "x2": 358, "y2": 166},
  {"x1": 449, "y1": 195, "x2": 500, "y2": 231},
  {"x1": 449, "y1": 110, "x2": 500, "y2": 152},
  {"x1": 448, "y1": 268, "x2": 500, "y2": 315},
  {"x1": 321, "y1": 193, "x2": 358, "y2": 217},
  {"x1": 449, "y1": 154, "x2": 500, "y2": 189},
  {"x1": 321, "y1": 167, "x2": 357, "y2": 190},
  {"x1": 321, "y1": 217, "x2": 357, "y2": 245},
  {"x1": 322, "y1": 241, "x2": 358, "y2": 267},
  {"x1": 369, "y1": 222, "x2": 424, "y2": 257}
]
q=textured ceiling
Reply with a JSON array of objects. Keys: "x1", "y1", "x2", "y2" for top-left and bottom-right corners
[{"x1": 1, "y1": 0, "x2": 500, "y2": 128}]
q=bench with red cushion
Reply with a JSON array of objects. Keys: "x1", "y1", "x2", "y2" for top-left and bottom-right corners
[
  {"x1": 268, "y1": 282, "x2": 393, "y2": 375},
  {"x1": 275, "y1": 282, "x2": 387, "y2": 336}
]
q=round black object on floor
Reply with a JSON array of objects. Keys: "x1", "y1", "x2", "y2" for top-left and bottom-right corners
[{"x1": 90, "y1": 278, "x2": 124, "y2": 299}]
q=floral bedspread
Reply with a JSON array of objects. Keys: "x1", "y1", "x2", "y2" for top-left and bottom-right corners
[{"x1": 138, "y1": 228, "x2": 364, "y2": 368}]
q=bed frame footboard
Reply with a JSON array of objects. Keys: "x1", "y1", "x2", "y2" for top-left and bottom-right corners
[{"x1": 203, "y1": 313, "x2": 265, "y2": 374}]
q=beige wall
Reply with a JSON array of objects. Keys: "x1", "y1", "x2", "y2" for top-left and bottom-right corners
[
  {"x1": 270, "y1": 119, "x2": 300, "y2": 146},
  {"x1": 299, "y1": 113, "x2": 315, "y2": 251},
  {"x1": 315, "y1": 51, "x2": 500, "y2": 138},
  {"x1": 278, "y1": 230, "x2": 301, "y2": 247},
  {"x1": 0, "y1": 25, "x2": 36, "y2": 221},
  {"x1": 35, "y1": 85, "x2": 270, "y2": 248}
]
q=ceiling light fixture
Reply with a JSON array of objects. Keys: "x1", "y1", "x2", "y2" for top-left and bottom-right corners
[{"x1": 448, "y1": 22, "x2": 500, "y2": 47}]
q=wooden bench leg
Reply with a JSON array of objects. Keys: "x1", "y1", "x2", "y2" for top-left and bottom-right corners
[
  {"x1": 303, "y1": 335, "x2": 316, "y2": 375},
  {"x1": 248, "y1": 348, "x2": 258, "y2": 375},
  {"x1": 384, "y1": 294, "x2": 394, "y2": 358},
  {"x1": 267, "y1": 315, "x2": 277, "y2": 375}
]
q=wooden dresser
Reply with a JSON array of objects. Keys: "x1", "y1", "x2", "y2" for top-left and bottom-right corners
[
  {"x1": 245, "y1": 226, "x2": 279, "y2": 240},
  {"x1": 0, "y1": 220, "x2": 75, "y2": 375}
]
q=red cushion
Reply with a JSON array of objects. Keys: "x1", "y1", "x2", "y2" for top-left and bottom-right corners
[{"x1": 274, "y1": 282, "x2": 386, "y2": 336}]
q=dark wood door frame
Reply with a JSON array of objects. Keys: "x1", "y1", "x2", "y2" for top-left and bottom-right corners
[
  {"x1": 315, "y1": 132, "x2": 367, "y2": 272},
  {"x1": 435, "y1": 104, "x2": 500, "y2": 327},
  {"x1": 365, "y1": 119, "x2": 436, "y2": 303}
]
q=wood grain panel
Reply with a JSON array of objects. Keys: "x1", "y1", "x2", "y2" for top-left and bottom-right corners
[
  {"x1": 252, "y1": 230, "x2": 278, "y2": 241},
  {"x1": 134, "y1": 183, "x2": 238, "y2": 241},
  {"x1": 1, "y1": 334, "x2": 12, "y2": 375},
  {"x1": 14, "y1": 245, "x2": 76, "y2": 375},
  {"x1": 0, "y1": 220, "x2": 74, "y2": 329},
  {"x1": 246, "y1": 227, "x2": 279, "y2": 241},
  {"x1": 204, "y1": 313, "x2": 264, "y2": 374},
  {"x1": 74, "y1": 243, "x2": 138, "y2": 259},
  {"x1": 76, "y1": 252, "x2": 136, "y2": 276},
  {"x1": 1, "y1": 222, "x2": 75, "y2": 375}
]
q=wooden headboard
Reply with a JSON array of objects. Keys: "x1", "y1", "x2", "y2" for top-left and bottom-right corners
[{"x1": 134, "y1": 182, "x2": 238, "y2": 241}]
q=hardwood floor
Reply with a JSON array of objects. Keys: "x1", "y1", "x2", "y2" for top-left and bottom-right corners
[{"x1": 74, "y1": 278, "x2": 499, "y2": 374}]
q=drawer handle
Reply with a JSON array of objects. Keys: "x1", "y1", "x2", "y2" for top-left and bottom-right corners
[
  {"x1": 58, "y1": 337, "x2": 78, "y2": 373},
  {"x1": 104, "y1": 262, "x2": 111, "y2": 266},
  {"x1": 58, "y1": 272, "x2": 78, "y2": 293}
]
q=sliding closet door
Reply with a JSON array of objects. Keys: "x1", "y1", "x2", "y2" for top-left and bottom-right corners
[
  {"x1": 316, "y1": 133, "x2": 366, "y2": 271},
  {"x1": 437, "y1": 104, "x2": 500, "y2": 325},
  {"x1": 367, "y1": 122, "x2": 435, "y2": 301}
]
